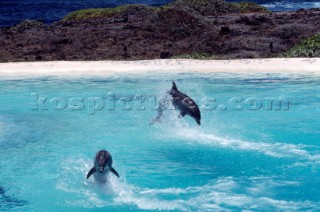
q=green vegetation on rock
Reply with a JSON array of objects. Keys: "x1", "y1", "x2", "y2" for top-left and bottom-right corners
[
  {"x1": 62, "y1": 4, "x2": 154, "y2": 21},
  {"x1": 282, "y1": 34, "x2": 320, "y2": 57},
  {"x1": 62, "y1": 0, "x2": 268, "y2": 22},
  {"x1": 232, "y1": 1, "x2": 269, "y2": 13},
  {"x1": 170, "y1": 0, "x2": 268, "y2": 15}
]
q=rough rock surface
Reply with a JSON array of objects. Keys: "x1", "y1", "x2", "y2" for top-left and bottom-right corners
[{"x1": 0, "y1": 6, "x2": 320, "y2": 62}]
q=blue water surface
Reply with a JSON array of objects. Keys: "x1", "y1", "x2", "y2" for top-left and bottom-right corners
[
  {"x1": 0, "y1": 72, "x2": 319, "y2": 211},
  {"x1": 1, "y1": 0, "x2": 320, "y2": 27}
]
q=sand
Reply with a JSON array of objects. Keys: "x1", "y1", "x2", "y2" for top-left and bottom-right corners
[{"x1": 0, "y1": 58, "x2": 319, "y2": 78}]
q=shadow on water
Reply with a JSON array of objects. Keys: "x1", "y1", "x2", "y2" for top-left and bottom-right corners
[{"x1": 0, "y1": 186, "x2": 28, "y2": 209}]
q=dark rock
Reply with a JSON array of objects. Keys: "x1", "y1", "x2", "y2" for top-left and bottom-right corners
[
  {"x1": 269, "y1": 42, "x2": 273, "y2": 52},
  {"x1": 160, "y1": 51, "x2": 172, "y2": 59},
  {"x1": 124, "y1": 46, "x2": 128, "y2": 54},
  {"x1": 53, "y1": 39, "x2": 72, "y2": 45},
  {"x1": 220, "y1": 26, "x2": 231, "y2": 34},
  {"x1": 235, "y1": 16, "x2": 249, "y2": 24},
  {"x1": 35, "y1": 55, "x2": 42, "y2": 61}
]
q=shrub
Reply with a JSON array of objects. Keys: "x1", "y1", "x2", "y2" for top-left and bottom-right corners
[
  {"x1": 170, "y1": 0, "x2": 268, "y2": 15},
  {"x1": 62, "y1": 4, "x2": 155, "y2": 21},
  {"x1": 232, "y1": 1, "x2": 269, "y2": 13},
  {"x1": 282, "y1": 33, "x2": 320, "y2": 57},
  {"x1": 62, "y1": 0, "x2": 269, "y2": 22}
]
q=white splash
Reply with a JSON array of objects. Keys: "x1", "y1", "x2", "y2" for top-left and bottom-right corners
[
  {"x1": 57, "y1": 157, "x2": 320, "y2": 211},
  {"x1": 154, "y1": 117, "x2": 320, "y2": 163}
]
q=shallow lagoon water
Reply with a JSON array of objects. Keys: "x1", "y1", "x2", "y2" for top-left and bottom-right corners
[{"x1": 0, "y1": 72, "x2": 320, "y2": 211}]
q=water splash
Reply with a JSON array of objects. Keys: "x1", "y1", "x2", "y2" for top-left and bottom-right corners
[
  {"x1": 153, "y1": 114, "x2": 320, "y2": 164},
  {"x1": 57, "y1": 157, "x2": 320, "y2": 211}
]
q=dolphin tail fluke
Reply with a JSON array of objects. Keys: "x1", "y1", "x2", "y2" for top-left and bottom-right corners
[
  {"x1": 110, "y1": 167, "x2": 120, "y2": 178},
  {"x1": 87, "y1": 167, "x2": 96, "y2": 179}
]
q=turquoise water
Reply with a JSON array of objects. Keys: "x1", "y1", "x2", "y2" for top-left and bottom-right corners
[{"x1": 0, "y1": 72, "x2": 320, "y2": 211}]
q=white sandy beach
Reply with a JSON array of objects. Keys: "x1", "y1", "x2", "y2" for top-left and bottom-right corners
[{"x1": 0, "y1": 58, "x2": 319, "y2": 78}]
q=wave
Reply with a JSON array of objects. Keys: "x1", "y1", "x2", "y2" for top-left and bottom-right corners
[
  {"x1": 57, "y1": 157, "x2": 320, "y2": 211},
  {"x1": 177, "y1": 128, "x2": 320, "y2": 160},
  {"x1": 152, "y1": 114, "x2": 320, "y2": 165},
  {"x1": 262, "y1": 1, "x2": 320, "y2": 11}
]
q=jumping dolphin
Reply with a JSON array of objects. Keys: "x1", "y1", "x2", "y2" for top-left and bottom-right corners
[
  {"x1": 151, "y1": 81, "x2": 201, "y2": 125},
  {"x1": 87, "y1": 150, "x2": 119, "y2": 183}
]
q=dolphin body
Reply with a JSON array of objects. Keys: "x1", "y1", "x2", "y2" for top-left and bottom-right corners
[
  {"x1": 151, "y1": 81, "x2": 201, "y2": 125},
  {"x1": 87, "y1": 150, "x2": 119, "y2": 183}
]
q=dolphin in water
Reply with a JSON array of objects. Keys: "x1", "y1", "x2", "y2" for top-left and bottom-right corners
[
  {"x1": 0, "y1": 186, "x2": 27, "y2": 207},
  {"x1": 151, "y1": 81, "x2": 201, "y2": 125},
  {"x1": 87, "y1": 150, "x2": 119, "y2": 183}
]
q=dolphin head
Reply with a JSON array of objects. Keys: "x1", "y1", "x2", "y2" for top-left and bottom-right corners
[
  {"x1": 191, "y1": 106, "x2": 201, "y2": 126},
  {"x1": 192, "y1": 112, "x2": 201, "y2": 125},
  {"x1": 195, "y1": 118, "x2": 201, "y2": 125},
  {"x1": 95, "y1": 150, "x2": 110, "y2": 173}
]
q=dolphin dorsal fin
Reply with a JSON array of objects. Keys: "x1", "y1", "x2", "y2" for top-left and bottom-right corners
[{"x1": 172, "y1": 81, "x2": 178, "y2": 91}]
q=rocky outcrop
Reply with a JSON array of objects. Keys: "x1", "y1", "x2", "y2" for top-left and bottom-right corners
[{"x1": 0, "y1": 1, "x2": 320, "y2": 62}]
